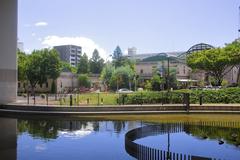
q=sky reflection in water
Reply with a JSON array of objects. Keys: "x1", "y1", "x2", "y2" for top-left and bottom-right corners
[{"x1": 15, "y1": 119, "x2": 240, "y2": 160}]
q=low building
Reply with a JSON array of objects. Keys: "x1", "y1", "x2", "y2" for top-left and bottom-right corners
[
  {"x1": 18, "y1": 72, "x2": 102, "y2": 94},
  {"x1": 132, "y1": 43, "x2": 238, "y2": 87}
]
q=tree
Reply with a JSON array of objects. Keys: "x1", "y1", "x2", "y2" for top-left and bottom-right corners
[
  {"x1": 17, "y1": 50, "x2": 27, "y2": 82},
  {"x1": 89, "y1": 49, "x2": 104, "y2": 74},
  {"x1": 151, "y1": 74, "x2": 164, "y2": 91},
  {"x1": 25, "y1": 51, "x2": 42, "y2": 94},
  {"x1": 40, "y1": 49, "x2": 61, "y2": 82},
  {"x1": 187, "y1": 45, "x2": 240, "y2": 86},
  {"x1": 25, "y1": 49, "x2": 61, "y2": 94},
  {"x1": 112, "y1": 46, "x2": 123, "y2": 60},
  {"x1": 144, "y1": 80, "x2": 152, "y2": 91},
  {"x1": 77, "y1": 53, "x2": 89, "y2": 74},
  {"x1": 100, "y1": 63, "x2": 115, "y2": 91},
  {"x1": 61, "y1": 61, "x2": 77, "y2": 73},
  {"x1": 78, "y1": 74, "x2": 91, "y2": 88},
  {"x1": 110, "y1": 65, "x2": 134, "y2": 90},
  {"x1": 224, "y1": 41, "x2": 240, "y2": 85}
]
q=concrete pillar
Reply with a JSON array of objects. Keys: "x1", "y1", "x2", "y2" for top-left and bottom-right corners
[
  {"x1": 0, "y1": 118, "x2": 17, "y2": 160},
  {"x1": 0, "y1": 0, "x2": 18, "y2": 104}
]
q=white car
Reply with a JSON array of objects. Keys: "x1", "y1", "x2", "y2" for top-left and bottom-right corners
[{"x1": 116, "y1": 88, "x2": 133, "y2": 94}]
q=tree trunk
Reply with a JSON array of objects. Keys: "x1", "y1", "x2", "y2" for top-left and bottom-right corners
[
  {"x1": 31, "y1": 86, "x2": 35, "y2": 96},
  {"x1": 216, "y1": 77, "x2": 223, "y2": 86}
]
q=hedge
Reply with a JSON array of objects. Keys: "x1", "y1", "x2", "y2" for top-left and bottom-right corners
[{"x1": 120, "y1": 87, "x2": 240, "y2": 104}]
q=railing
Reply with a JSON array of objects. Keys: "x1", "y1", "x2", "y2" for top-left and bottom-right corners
[
  {"x1": 16, "y1": 91, "x2": 240, "y2": 112},
  {"x1": 125, "y1": 122, "x2": 240, "y2": 160}
]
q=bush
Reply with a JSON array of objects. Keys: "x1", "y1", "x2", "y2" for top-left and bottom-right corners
[{"x1": 121, "y1": 87, "x2": 240, "y2": 104}]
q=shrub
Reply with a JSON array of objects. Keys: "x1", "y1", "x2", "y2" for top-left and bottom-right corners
[{"x1": 122, "y1": 87, "x2": 240, "y2": 104}]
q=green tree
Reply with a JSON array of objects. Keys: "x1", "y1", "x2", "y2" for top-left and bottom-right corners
[
  {"x1": 100, "y1": 63, "x2": 115, "y2": 91},
  {"x1": 224, "y1": 41, "x2": 240, "y2": 85},
  {"x1": 61, "y1": 61, "x2": 77, "y2": 73},
  {"x1": 77, "y1": 53, "x2": 89, "y2": 74},
  {"x1": 110, "y1": 65, "x2": 134, "y2": 90},
  {"x1": 25, "y1": 49, "x2": 61, "y2": 94},
  {"x1": 168, "y1": 68, "x2": 177, "y2": 89},
  {"x1": 112, "y1": 46, "x2": 123, "y2": 60},
  {"x1": 112, "y1": 46, "x2": 134, "y2": 68},
  {"x1": 17, "y1": 50, "x2": 27, "y2": 82},
  {"x1": 151, "y1": 74, "x2": 164, "y2": 91},
  {"x1": 187, "y1": 45, "x2": 240, "y2": 86},
  {"x1": 144, "y1": 80, "x2": 152, "y2": 91},
  {"x1": 25, "y1": 51, "x2": 42, "y2": 93},
  {"x1": 89, "y1": 49, "x2": 104, "y2": 74},
  {"x1": 41, "y1": 49, "x2": 61, "y2": 82},
  {"x1": 78, "y1": 74, "x2": 91, "y2": 88}
]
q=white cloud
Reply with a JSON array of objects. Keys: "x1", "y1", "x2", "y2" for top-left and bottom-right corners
[
  {"x1": 38, "y1": 38, "x2": 42, "y2": 41},
  {"x1": 35, "y1": 144, "x2": 47, "y2": 152},
  {"x1": 31, "y1": 33, "x2": 36, "y2": 37},
  {"x1": 42, "y1": 35, "x2": 108, "y2": 59},
  {"x1": 35, "y1": 21, "x2": 48, "y2": 27}
]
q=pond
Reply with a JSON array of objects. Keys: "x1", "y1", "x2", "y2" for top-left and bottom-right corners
[{"x1": 0, "y1": 115, "x2": 240, "y2": 160}]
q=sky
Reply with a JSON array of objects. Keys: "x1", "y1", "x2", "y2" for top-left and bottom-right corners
[{"x1": 18, "y1": 0, "x2": 240, "y2": 59}]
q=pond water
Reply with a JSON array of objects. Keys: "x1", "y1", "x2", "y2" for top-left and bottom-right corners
[{"x1": 0, "y1": 116, "x2": 240, "y2": 160}]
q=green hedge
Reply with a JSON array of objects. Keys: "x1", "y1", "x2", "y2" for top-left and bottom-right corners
[{"x1": 121, "y1": 87, "x2": 240, "y2": 104}]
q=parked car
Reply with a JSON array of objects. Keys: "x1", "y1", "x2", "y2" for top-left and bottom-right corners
[{"x1": 116, "y1": 88, "x2": 133, "y2": 94}]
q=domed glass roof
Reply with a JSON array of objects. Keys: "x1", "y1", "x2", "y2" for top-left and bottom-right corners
[{"x1": 186, "y1": 43, "x2": 214, "y2": 54}]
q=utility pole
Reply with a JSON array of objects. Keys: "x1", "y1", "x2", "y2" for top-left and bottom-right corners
[
  {"x1": 238, "y1": 6, "x2": 240, "y2": 39},
  {"x1": 167, "y1": 57, "x2": 170, "y2": 91},
  {"x1": 237, "y1": 6, "x2": 240, "y2": 84}
]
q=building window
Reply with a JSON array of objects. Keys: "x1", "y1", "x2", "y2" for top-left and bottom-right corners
[
  {"x1": 183, "y1": 66, "x2": 186, "y2": 74},
  {"x1": 18, "y1": 82, "x2": 20, "y2": 88},
  {"x1": 46, "y1": 82, "x2": 48, "y2": 88},
  {"x1": 140, "y1": 69, "x2": 144, "y2": 74}
]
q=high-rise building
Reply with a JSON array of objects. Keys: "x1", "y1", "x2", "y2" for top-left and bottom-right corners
[
  {"x1": 54, "y1": 45, "x2": 82, "y2": 67},
  {"x1": 17, "y1": 41, "x2": 24, "y2": 52}
]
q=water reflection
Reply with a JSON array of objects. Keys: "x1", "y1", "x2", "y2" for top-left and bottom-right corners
[
  {"x1": 125, "y1": 122, "x2": 240, "y2": 160},
  {"x1": 0, "y1": 118, "x2": 17, "y2": 160},
  {"x1": 1, "y1": 117, "x2": 240, "y2": 160},
  {"x1": 17, "y1": 120, "x2": 133, "y2": 140}
]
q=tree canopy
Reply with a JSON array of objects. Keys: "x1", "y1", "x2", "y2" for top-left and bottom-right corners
[
  {"x1": 78, "y1": 74, "x2": 91, "y2": 88},
  {"x1": 187, "y1": 41, "x2": 240, "y2": 86},
  {"x1": 109, "y1": 65, "x2": 135, "y2": 90},
  {"x1": 100, "y1": 63, "x2": 115, "y2": 90},
  {"x1": 112, "y1": 46, "x2": 123, "y2": 60},
  {"x1": 22, "y1": 49, "x2": 61, "y2": 93},
  {"x1": 89, "y1": 49, "x2": 104, "y2": 74},
  {"x1": 77, "y1": 53, "x2": 89, "y2": 74},
  {"x1": 17, "y1": 51, "x2": 27, "y2": 81}
]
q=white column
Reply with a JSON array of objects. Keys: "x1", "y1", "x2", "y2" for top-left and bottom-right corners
[{"x1": 0, "y1": 0, "x2": 18, "y2": 104}]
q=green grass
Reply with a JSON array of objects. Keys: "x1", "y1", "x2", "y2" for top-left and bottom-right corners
[{"x1": 59, "y1": 93, "x2": 119, "y2": 106}]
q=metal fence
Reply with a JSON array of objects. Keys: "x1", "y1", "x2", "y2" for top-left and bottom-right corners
[
  {"x1": 17, "y1": 91, "x2": 189, "y2": 106},
  {"x1": 125, "y1": 122, "x2": 240, "y2": 160}
]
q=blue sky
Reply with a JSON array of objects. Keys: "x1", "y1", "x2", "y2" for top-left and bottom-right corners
[{"x1": 18, "y1": 0, "x2": 240, "y2": 58}]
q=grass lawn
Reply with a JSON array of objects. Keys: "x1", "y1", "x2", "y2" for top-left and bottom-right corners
[{"x1": 59, "y1": 92, "x2": 120, "y2": 105}]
